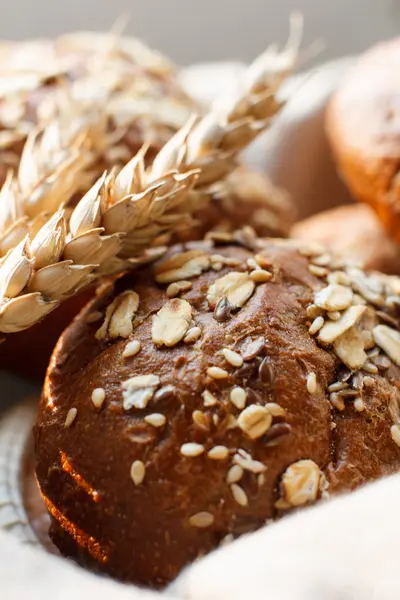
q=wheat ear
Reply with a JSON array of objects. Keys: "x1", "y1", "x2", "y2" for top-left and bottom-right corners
[{"x1": 0, "y1": 20, "x2": 301, "y2": 334}]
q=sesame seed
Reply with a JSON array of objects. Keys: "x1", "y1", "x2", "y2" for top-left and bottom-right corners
[
  {"x1": 230, "y1": 386, "x2": 247, "y2": 409},
  {"x1": 180, "y1": 443, "x2": 205, "y2": 457},
  {"x1": 247, "y1": 258, "x2": 259, "y2": 270},
  {"x1": 122, "y1": 340, "x2": 141, "y2": 358},
  {"x1": 166, "y1": 280, "x2": 192, "y2": 298},
  {"x1": 213, "y1": 414, "x2": 219, "y2": 425},
  {"x1": 64, "y1": 408, "x2": 77, "y2": 428},
  {"x1": 254, "y1": 254, "x2": 272, "y2": 269},
  {"x1": 144, "y1": 413, "x2": 167, "y2": 427},
  {"x1": 258, "y1": 473, "x2": 265, "y2": 487},
  {"x1": 202, "y1": 390, "x2": 218, "y2": 407},
  {"x1": 207, "y1": 366, "x2": 229, "y2": 379},
  {"x1": 91, "y1": 388, "x2": 106, "y2": 409},
  {"x1": 306, "y1": 304, "x2": 323, "y2": 319},
  {"x1": 311, "y1": 253, "x2": 331, "y2": 266},
  {"x1": 309, "y1": 265, "x2": 328, "y2": 277},
  {"x1": 234, "y1": 453, "x2": 266, "y2": 473},
  {"x1": 329, "y1": 392, "x2": 345, "y2": 411},
  {"x1": 328, "y1": 271, "x2": 351, "y2": 286},
  {"x1": 85, "y1": 311, "x2": 103, "y2": 323},
  {"x1": 220, "y1": 534, "x2": 234, "y2": 546},
  {"x1": 353, "y1": 398, "x2": 365, "y2": 412},
  {"x1": 337, "y1": 389, "x2": 358, "y2": 398},
  {"x1": 328, "y1": 311, "x2": 341, "y2": 321},
  {"x1": 192, "y1": 410, "x2": 209, "y2": 430},
  {"x1": 153, "y1": 385, "x2": 176, "y2": 403},
  {"x1": 306, "y1": 372, "x2": 317, "y2": 394},
  {"x1": 363, "y1": 361, "x2": 378, "y2": 374},
  {"x1": 230, "y1": 483, "x2": 248, "y2": 507},
  {"x1": 222, "y1": 348, "x2": 243, "y2": 367},
  {"x1": 249, "y1": 269, "x2": 272, "y2": 283},
  {"x1": 184, "y1": 326, "x2": 202, "y2": 344},
  {"x1": 225, "y1": 414, "x2": 238, "y2": 430},
  {"x1": 327, "y1": 381, "x2": 347, "y2": 393},
  {"x1": 391, "y1": 424, "x2": 400, "y2": 447},
  {"x1": 189, "y1": 512, "x2": 214, "y2": 528},
  {"x1": 265, "y1": 402, "x2": 286, "y2": 417},
  {"x1": 208, "y1": 446, "x2": 229, "y2": 460},
  {"x1": 309, "y1": 316, "x2": 325, "y2": 335},
  {"x1": 130, "y1": 460, "x2": 145, "y2": 485},
  {"x1": 211, "y1": 261, "x2": 223, "y2": 271},
  {"x1": 227, "y1": 465, "x2": 244, "y2": 484}
]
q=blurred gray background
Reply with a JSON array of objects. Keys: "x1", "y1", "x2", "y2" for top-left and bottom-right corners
[{"x1": 0, "y1": 0, "x2": 399, "y2": 64}]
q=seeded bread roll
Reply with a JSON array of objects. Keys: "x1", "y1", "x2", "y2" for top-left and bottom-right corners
[
  {"x1": 326, "y1": 38, "x2": 400, "y2": 241},
  {"x1": 177, "y1": 166, "x2": 294, "y2": 242},
  {"x1": 35, "y1": 232, "x2": 400, "y2": 587},
  {"x1": 291, "y1": 203, "x2": 400, "y2": 275}
]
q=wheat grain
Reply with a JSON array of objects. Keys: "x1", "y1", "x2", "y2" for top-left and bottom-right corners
[{"x1": 0, "y1": 23, "x2": 301, "y2": 333}]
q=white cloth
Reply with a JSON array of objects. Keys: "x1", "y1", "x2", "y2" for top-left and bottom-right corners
[{"x1": 2, "y1": 473, "x2": 400, "y2": 599}]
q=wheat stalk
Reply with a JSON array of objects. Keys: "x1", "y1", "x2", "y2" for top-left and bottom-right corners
[{"x1": 0, "y1": 19, "x2": 301, "y2": 334}]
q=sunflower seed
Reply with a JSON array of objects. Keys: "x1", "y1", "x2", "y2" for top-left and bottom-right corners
[{"x1": 130, "y1": 460, "x2": 145, "y2": 486}]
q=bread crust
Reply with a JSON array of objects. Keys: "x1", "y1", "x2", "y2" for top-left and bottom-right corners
[
  {"x1": 327, "y1": 38, "x2": 400, "y2": 240},
  {"x1": 291, "y1": 204, "x2": 400, "y2": 275},
  {"x1": 35, "y1": 235, "x2": 400, "y2": 586}
]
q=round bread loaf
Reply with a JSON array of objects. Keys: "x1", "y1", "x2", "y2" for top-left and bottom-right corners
[
  {"x1": 0, "y1": 31, "x2": 197, "y2": 186},
  {"x1": 291, "y1": 203, "x2": 400, "y2": 275},
  {"x1": 326, "y1": 38, "x2": 400, "y2": 240},
  {"x1": 35, "y1": 232, "x2": 400, "y2": 587},
  {"x1": 180, "y1": 166, "x2": 294, "y2": 241}
]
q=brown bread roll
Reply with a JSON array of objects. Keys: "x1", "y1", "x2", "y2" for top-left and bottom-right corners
[
  {"x1": 35, "y1": 233, "x2": 400, "y2": 587},
  {"x1": 326, "y1": 38, "x2": 400, "y2": 241},
  {"x1": 0, "y1": 32, "x2": 197, "y2": 186},
  {"x1": 175, "y1": 166, "x2": 295, "y2": 242},
  {"x1": 291, "y1": 203, "x2": 400, "y2": 275}
]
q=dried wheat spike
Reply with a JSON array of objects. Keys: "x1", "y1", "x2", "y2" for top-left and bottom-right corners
[
  {"x1": 0, "y1": 93, "x2": 109, "y2": 259},
  {"x1": 0, "y1": 31, "x2": 197, "y2": 194},
  {"x1": 0, "y1": 21, "x2": 301, "y2": 333}
]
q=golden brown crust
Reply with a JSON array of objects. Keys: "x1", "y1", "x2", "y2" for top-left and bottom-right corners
[
  {"x1": 326, "y1": 38, "x2": 400, "y2": 240},
  {"x1": 291, "y1": 204, "x2": 400, "y2": 275},
  {"x1": 177, "y1": 167, "x2": 295, "y2": 242},
  {"x1": 35, "y1": 235, "x2": 400, "y2": 587}
]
